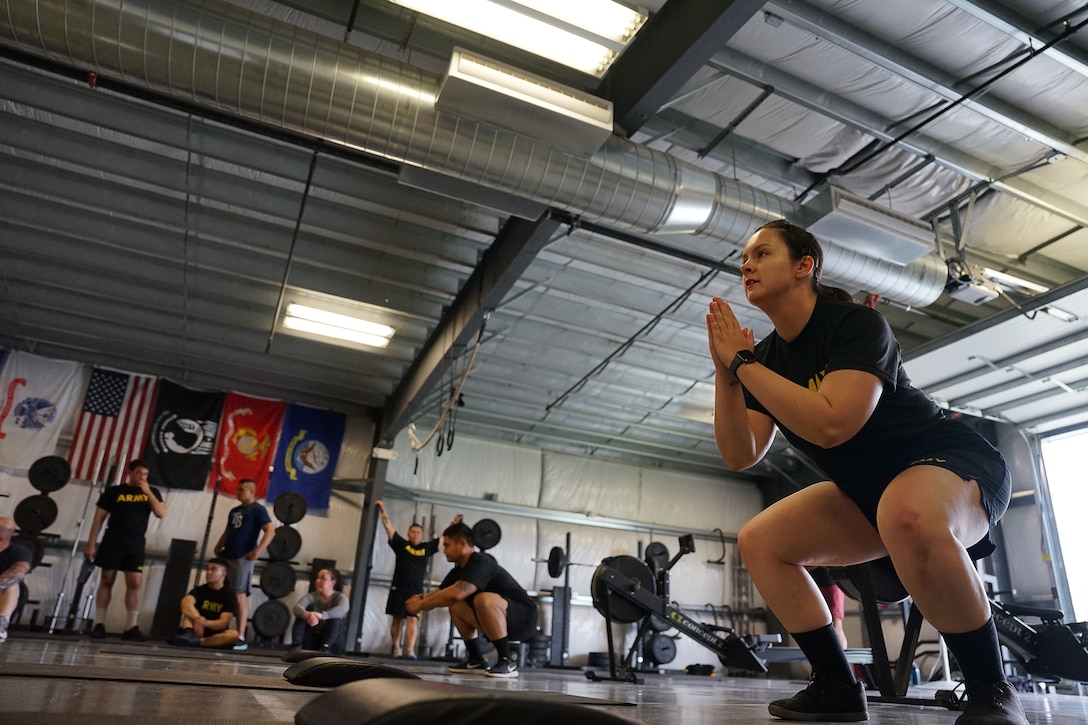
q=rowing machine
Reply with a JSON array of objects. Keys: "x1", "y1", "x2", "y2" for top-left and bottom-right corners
[{"x1": 587, "y1": 535, "x2": 779, "y2": 683}]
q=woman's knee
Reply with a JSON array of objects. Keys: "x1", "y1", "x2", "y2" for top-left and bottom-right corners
[{"x1": 738, "y1": 517, "x2": 778, "y2": 565}]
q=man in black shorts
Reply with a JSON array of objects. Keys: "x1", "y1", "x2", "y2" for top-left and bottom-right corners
[
  {"x1": 169, "y1": 558, "x2": 239, "y2": 649},
  {"x1": 376, "y1": 499, "x2": 460, "y2": 658},
  {"x1": 405, "y1": 522, "x2": 537, "y2": 678},
  {"x1": 84, "y1": 459, "x2": 167, "y2": 641}
]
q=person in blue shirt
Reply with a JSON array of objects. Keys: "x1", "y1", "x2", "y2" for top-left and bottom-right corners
[{"x1": 214, "y1": 478, "x2": 274, "y2": 650}]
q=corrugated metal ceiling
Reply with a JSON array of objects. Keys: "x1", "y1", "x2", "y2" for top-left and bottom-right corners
[{"x1": 2, "y1": 0, "x2": 1087, "y2": 481}]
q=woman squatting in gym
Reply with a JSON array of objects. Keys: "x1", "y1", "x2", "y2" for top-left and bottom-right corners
[{"x1": 706, "y1": 219, "x2": 1026, "y2": 724}]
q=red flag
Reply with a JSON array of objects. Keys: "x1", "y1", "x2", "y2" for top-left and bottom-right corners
[
  {"x1": 68, "y1": 368, "x2": 159, "y2": 484},
  {"x1": 211, "y1": 391, "x2": 286, "y2": 498}
]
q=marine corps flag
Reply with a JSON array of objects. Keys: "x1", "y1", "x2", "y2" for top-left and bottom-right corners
[
  {"x1": 267, "y1": 403, "x2": 345, "y2": 510},
  {"x1": 210, "y1": 391, "x2": 286, "y2": 498},
  {"x1": 0, "y1": 351, "x2": 83, "y2": 468},
  {"x1": 144, "y1": 379, "x2": 225, "y2": 490}
]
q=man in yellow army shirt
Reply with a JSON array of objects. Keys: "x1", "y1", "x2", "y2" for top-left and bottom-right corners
[
  {"x1": 169, "y1": 558, "x2": 239, "y2": 648},
  {"x1": 84, "y1": 458, "x2": 167, "y2": 641}
]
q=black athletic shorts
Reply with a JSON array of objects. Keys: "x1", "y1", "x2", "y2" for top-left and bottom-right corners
[
  {"x1": 496, "y1": 598, "x2": 538, "y2": 642},
  {"x1": 94, "y1": 529, "x2": 146, "y2": 572},
  {"x1": 841, "y1": 429, "x2": 1011, "y2": 561},
  {"x1": 385, "y1": 586, "x2": 420, "y2": 618}
]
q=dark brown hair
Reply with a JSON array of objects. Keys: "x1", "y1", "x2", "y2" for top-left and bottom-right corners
[{"x1": 756, "y1": 220, "x2": 853, "y2": 302}]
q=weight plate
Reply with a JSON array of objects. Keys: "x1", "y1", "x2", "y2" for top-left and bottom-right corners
[
  {"x1": 644, "y1": 541, "x2": 669, "y2": 573},
  {"x1": 261, "y1": 560, "x2": 297, "y2": 599},
  {"x1": 11, "y1": 534, "x2": 44, "y2": 568},
  {"x1": 648, "y1": 632, "x2": 677, "y2": 664},
  {"x1": 273, "y1": 492, "x2": 307, "y2": 525},
  {"x1": 266, "y1": 525, "x2": 303, "y2": 562},
  {"x1": 830, "y1": 557, "x2": 909, "y2": 605},
  {"x1": 252, "y1": 599, "x2": 291, "y2": 638},
  {"x1": 472, "y1": 518, "x2": 501, "y2": 551},
  {"x1": 547, "y1": 546, "x2": 567, "y2": 579},
  {"x1": 591, "y1": 554, "x2": 655, "y2": 624},
  {"x1": 14, "y1": 494, "x2": 58, "y2": 533},
  {"x1": 647, "y1": 613, "x2": 672, "y2": 633},
  {"x1": 28, "y1": 455, "x2": 72, "y2": 493}
]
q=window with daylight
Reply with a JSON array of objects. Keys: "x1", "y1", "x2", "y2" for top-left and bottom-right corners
[{"x1": 1038, "y1": 428, "x2": 1088, "y2": 621}]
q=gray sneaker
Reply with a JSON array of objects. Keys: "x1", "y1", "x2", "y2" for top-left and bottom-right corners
[{"x1": 447, "y1": 657, "x2": 490, "y2": 674}]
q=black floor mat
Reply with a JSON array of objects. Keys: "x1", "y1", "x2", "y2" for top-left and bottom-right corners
[{"x1": 0, "y1": 661, "x2": 324, "y2": 691}]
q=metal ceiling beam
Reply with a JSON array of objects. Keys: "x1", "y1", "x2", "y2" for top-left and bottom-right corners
[
  {"x1": 381, "y1": 214, "x2": 561, "y2": 440},
  {"x1": 599, "y1": 0, "x2": 764, "y2": 135},
  {"x1": 640, "y1": 109, "x2": 820, "y2": 193},
  {"x1": 765, "y1": 0, "x2": 1088, "y2": 164},
  {"x1": 710, "y1": 47, "x2": 1088, "y2": 228},
  {"x1": 943, "y1": 0, "x2": 1088, "y2": 80},
  {"x1": 984, "y1": 373, "x2": 1088, "y2": 416},
  {"x1": 948, "y1": 357, "x2": 1088, "y2": 408}
]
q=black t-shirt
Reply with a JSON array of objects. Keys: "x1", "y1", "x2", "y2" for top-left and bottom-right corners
[
  {"x1": 0, "y1": 542, "x2": 33, "y2": 573},
  {"x1": 388, "y1": 532, "x2": 440, "y2": 593},
  {"x1": 743, "y1": 297, "x2": 1002, "y2": 494},
  {"x1": 440, "y1": 551, "x2": 535, "y2": 609},
  {"x1": 187, "y1": 583, "x2": 237, "y2": 628},
  {"x1": 96, "y1": 484, "x2": 163, "y2": 537}
]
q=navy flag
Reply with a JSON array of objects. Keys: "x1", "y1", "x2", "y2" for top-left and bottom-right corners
[
  {"x1": 144, "y1": 379, "x2": 225, "y2": 490},
  {"x1": 267, "y1": 403, "x2": 345, "y2": 510}
]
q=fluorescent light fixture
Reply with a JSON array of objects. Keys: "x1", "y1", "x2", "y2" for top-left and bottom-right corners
[
  {"x1": 1040, "y1": 305, "x2": 1079, "y2": 323},
  {"x1": 437, "y1": 48, "x2": 613, "y2": 155},
  {"x1": 983, "y1": 268, "x2": 1050, "y2": 295},
  {"x1": 389, "y1": 0, "x2": 647, "y2": 76},
  {"x1": 282, "y1": 303, "x2": 395, "y2": 349}
]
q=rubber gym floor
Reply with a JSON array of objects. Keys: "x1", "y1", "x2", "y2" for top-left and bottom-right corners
[{"x1": 1, "y1": 632, "x2": 1085, "y2": 724}]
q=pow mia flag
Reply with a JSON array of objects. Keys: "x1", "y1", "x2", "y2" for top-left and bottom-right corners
[{"x1": 144, "y1": 379, "x2": 225, "y2": 490}]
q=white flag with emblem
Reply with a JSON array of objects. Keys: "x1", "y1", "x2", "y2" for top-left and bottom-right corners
[{"x1": 0, "y1": 351, "x2": 84, "y2": 468}]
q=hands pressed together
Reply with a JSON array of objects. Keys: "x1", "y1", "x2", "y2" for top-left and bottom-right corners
[{"x1": 706, "y1": 296, "x2": 754, "y2": 374}]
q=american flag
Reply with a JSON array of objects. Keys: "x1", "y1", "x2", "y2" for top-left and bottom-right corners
[{"x1": 68, "y1": 368, "x2": 159, "y2": 485}]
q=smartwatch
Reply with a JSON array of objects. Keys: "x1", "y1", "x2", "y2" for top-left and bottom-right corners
[{"x1": 729, "y1": 349, "x2": 757, "y2": 376}]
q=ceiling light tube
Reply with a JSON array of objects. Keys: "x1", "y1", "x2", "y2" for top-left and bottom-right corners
[
  {"x1": 285, "y1": 303, "x2": 394, "y2": 338},
  {"x1": 983, "y1": 268, "x2": 1050, "y2": 294},
  {"x1": 1040, "y1": 305, "x2": 1079, "y2": 323},
  {"x1": 390, "y1": 0, "x2": 643, "y2": 75},
  {"x1": 282, "y1": 315, "x2": 392, "y2": 348}
]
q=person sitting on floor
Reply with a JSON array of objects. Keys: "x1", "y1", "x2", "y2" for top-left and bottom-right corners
[
  {"x1": 170, "y1": 558, "x2": 239, "y2": 648},
  {"x1": 291, "y1": 567, "x2": 349, "y2": 653},
  {"x1": 0, "y1": 517, "x2": 32, "y2": 643}
]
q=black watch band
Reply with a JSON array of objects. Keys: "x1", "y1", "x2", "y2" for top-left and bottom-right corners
[{"x1": 729, "y1": 350, "x2": 756, "y2": 376}]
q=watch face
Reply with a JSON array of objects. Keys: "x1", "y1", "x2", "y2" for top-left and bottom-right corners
[{"x1": 730, "y1": 350, "x2": 756, "y2": 374}]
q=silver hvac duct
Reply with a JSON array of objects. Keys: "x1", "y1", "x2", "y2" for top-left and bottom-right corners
[{"x1": 0, "y1": 0, "x2": 947, "y2": 306}]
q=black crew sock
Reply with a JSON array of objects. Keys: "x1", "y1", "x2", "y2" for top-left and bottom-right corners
[
  {"x1": 941, "y1": 618, "x2": 1006, "y2": 683},
  {"x1": 465, "y1": 637, "x2": 484, "y2": 660},
  {"x1": 792, "y1": 624, "x2": 855, "y2": 685},
  {"x1": 493, "y1": 636, "x2": 511, "y2": 660}
]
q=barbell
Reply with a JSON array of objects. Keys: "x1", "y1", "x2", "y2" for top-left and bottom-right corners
[{"x1": 533, "y1": 546, "x2": 597, "y2": 579}]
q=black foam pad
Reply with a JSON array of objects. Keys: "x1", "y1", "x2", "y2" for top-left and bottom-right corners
[
  {"x1": 283, "y1": 657, "x2": 420, "y2": 687},
  {"x1": 296, "y1": 679, "x2": 640, "y2": 725},
  {"x1": 282, "y1": 648, "x2": 328, "y2": 663}
]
